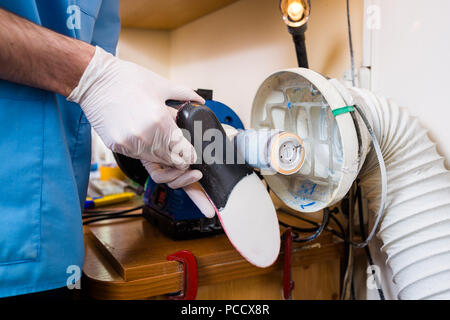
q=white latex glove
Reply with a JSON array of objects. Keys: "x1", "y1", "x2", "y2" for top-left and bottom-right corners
[
  {"x1": 140, "y1": 109, "x2": 215, "y2": 218},
  {"x1": 68, "y1": 46, "x2": 215, "y2": 218},
  {"x1": 68, "y1": 46, "x2": 200, "y2": 169},
  {"x1": 142, "y1": 162, "x2": 216, "y2": 218}
]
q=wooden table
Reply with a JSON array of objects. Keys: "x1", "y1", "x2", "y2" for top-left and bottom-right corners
[{"x1": 82, "y1": 204, "x2": 344, "y2": 300}]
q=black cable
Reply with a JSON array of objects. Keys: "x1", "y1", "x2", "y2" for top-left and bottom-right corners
[
  {"x1": 330, "y1": 205, "x2": 351, "y2": 297},
  {"x1": 346, "y1": 0, "x2": 389, "y2": 251},
  {"x1": 289, "y1": 25, "x2": 309, "y2": 68},
  {"x1": 279, "y1": 207, "x2": 320, "y2": 227},
  {"x1": 346, "y1": 0, "x2": 356, "y2": 86},
  {"x1": 278, "y1": 207, "x2": 345, "y2": 240},
  {"x1": 82, "y1": 205, "x2": 143, "y2": 225},
  {"x1": 82, "y1": 205, "x2": 143, "y2": 219},
  {"x1": 279, "y1": 220, "x2": 320, "y2": 233},
  {"x1": 329, "y1": 209, "x2": 346, "y2": 238},
  {"x1": 345, "y1": 105, "x2": 387, "y2": 248},
  {"x1": 356, "y1": 182, "x2": 385, "y2": 300},
  {"x1": 291, "y1": 207, "x2": 329, "y2": 243},
  {"x1": 342, "y1": 228, "x2": 351, "y2": 299},
  {"x1": 287, "y1": 0, "x2": 311, "y2": 68},
  {"x1": 279, "y1": 207, "x2": 333, "y2": 228},
  {"x1": 83, "y1": 214, "x2": 142, "y2": 225}
]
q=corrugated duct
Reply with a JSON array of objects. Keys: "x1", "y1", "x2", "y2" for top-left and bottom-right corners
[{"x1": 332, "y1": 81, "x2": 450, "y2": 300}]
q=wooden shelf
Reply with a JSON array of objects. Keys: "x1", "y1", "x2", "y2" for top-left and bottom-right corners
[
  {"x1": 82, "y1": 208, "x2": 344, "y2": 299},
  {"x1": 120, "y1": 0, "x2": 240, "y2": 30}
]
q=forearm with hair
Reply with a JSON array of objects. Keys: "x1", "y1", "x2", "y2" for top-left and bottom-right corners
[{"x1": 0, "y1": 8, "x2": 95, "y2": 97}]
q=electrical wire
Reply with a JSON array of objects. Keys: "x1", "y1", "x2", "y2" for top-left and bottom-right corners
[
  {"x1": 341, "y1": 184, "x2": 355, "y2": 299},
  {"x1": 329, "y1": 210, "x2": 346, "y2": 238},
  {"x1": 356, "y1": 182, "x2": 385, "y2": 300},
  {"x1": 278, "y1": 207, "x2": 345, "y2": 240},
  {"x1": 348, "y1": 105, "x2": 387, "y2": 248},
  {"x1": 345, "y1": 2, "x2": 388, "y2": 294},
  {"x1": 291, "y1": 208, "x2": 329, "y2": 243},
  {"x1": 83, "y1": 214, "x2": 143, "y2": 225},
  {"x1": 278, "y1": 220, "x2": 318, "y2": 233},
  {"x1": 82, "y1": 205, "x2": 143, "y2": 219},
  {"x1": 82, "y1": 205, "x2": 143, "y2": 225},
  {"x1": 345, "y1": 0, "x2": 387, "y2": 249},
  {"x1": 346, "y1": 0, "x2": 356, "y2": 87},
  {"x1": 343, "y1": 4, "x2": 388, "y2": 300}
]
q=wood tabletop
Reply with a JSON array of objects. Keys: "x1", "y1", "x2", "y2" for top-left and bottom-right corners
[{"x1": 83, "y1": 203, "x2": 345, "y2": 300}]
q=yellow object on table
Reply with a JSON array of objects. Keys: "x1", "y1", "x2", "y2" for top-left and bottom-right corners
[
  {"x1": 85, "y1": 192, "x2": 135, "y2": 209},
  {"x1": 99, "y1": 165, "x2": 126, "y2": 181}
]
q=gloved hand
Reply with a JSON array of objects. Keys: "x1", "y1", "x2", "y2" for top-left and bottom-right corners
[
  {"x1": 68, "y1": 46, "x2": 201, "y2": 170},
  {"x1": 140, "y1": 108, "x2": 215, "y2": 218},
  {"x1": 142, "y1": 162, "x2": 216, "y2": 218},
  {"x1": 68, "y1": 46, "x2": 215, "y2": 218}
]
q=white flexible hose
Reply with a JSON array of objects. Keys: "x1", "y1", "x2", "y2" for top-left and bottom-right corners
[
  {"x1": 251, "y1": 68, "x2": 450, "y2": 298},
  {"x1": 346, "y1": 86, "x2": 450, "y2": 300}
]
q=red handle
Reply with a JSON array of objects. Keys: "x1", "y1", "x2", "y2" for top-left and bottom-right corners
[{"x1": 167, "y1": 250, "x2": 198, "y2": 300}]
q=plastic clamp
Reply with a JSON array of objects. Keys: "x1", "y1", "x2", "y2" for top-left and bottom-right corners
[
  {"x1": 167, "y1": 250, "x2": 198, "y2": 300},
  {"x1": 332, "y1": 105, "x2": 355, "y2": 117}
]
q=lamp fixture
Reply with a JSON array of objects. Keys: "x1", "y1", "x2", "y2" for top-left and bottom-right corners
[{"x1": 280, "y1": 0, "x2": 311, "y2": 68}]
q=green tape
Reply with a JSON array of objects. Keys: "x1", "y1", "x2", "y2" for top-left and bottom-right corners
[{"x1": 332, "y1": 105, "x2": 355, "y2": 117}]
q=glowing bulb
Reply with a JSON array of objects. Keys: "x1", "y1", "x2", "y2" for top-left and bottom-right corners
[
  {"x1": 280, "y1": 0, "x2": 310, "y2": 28},
  {"x1": 287, "y1": 1, "x2": 304, "y2": 22}
]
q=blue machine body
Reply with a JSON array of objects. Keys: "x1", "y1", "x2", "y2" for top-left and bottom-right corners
[
  {"x1": 144, "y1": 181, "x2": 205, "y2": 221},
  {"x1": 205, "y1": 100, "x2": 245, "y2": 130},
  {"x1": 143, "y1": 100, "x2": 244, "y2": 222}
]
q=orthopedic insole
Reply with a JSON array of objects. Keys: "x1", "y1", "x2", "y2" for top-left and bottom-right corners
[{"x1": 176, "y1": 103, "x2": 280, "y2": 268}]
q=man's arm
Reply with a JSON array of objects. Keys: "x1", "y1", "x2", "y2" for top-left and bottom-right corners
[
  {"x1": 0, "y1": 8, "x2": 94, "y2": 96},
  {"x1": 0, "y1": 8, "x2": 214, "y2": 218}
]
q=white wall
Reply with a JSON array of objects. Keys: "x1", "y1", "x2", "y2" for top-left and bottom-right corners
[
  {"x1": 366, "y1": 0, "x2": 450, "y2": 167},
  {"x1": 117, "y1": 28, "x2": 171, "y2": 78},
  {"x1": 118, "y1": 0, "x2": 364, "y2": 127},
  {"x1": 170, "y1": 0, "x2": 364, "y2": 127},
  {"x1": 169, "y1": 0, "x2": 296, "y2": 127}
]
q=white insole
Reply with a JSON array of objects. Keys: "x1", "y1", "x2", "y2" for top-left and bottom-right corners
[
  {"x1": 183, "y1": 182, "x2": 215, "y2": 218},
  {"x1": 217, "y1": 173, "x2": 280, "y2": 268}
]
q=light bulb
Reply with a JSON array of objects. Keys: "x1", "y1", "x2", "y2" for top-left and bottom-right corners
[
  {"x1": 280, "y1": 0, "x2": 310, "y2": 28},
  {"x1": 287, "y1": 1, "x2": 304, "y2": 22}
]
